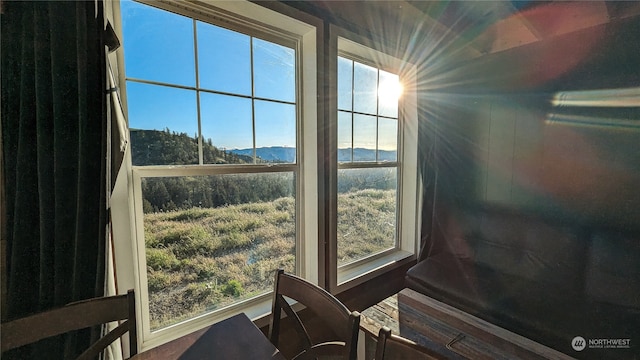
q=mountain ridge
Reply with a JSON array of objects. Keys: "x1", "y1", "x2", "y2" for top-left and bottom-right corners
[
  {"x1": 129, "y1": 129, "x2": 397, "y2": 164},
  {"x1": 229, "y1": 146, "x2": 397, "y2": 162}
]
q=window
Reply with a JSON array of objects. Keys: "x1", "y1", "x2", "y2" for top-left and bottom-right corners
[
  {"x1": 331, "y1": 31, "x2": 420, "y2": 289},
  {"x1": 115, "y1": 0, "x2": 318, "y2": 348},
  {"x1": 112, "y1": 0, "x2": 418, "y2": 349},
  {"x1": 337, "y1": 56, "x2": 400, "y2": 265}
]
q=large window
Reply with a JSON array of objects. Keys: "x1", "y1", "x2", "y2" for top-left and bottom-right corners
[
  {"x1": 332, "y1": 32, "x2": 420, "y2": 289},
  {"x1": 113, "y1": 0, "x2": 418, "y2": 350},
  {"x1": 116, "y1": 0, "x2": 318, "y2": 348},
  {"x1": 337, "y1": 55, "x2": 400, "y2": 266}
]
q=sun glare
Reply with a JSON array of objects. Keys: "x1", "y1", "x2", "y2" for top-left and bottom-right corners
[{"x1": 379, "y1": 76, "x2": 403, "y2": 107}]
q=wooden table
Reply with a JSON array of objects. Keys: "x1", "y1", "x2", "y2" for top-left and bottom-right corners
[
  {"x1": 360, "y1": 288, "x2": 575, "y2": 360},
  {"x1": 132, "y1": 313, "x2": 285, "y2": 359}
]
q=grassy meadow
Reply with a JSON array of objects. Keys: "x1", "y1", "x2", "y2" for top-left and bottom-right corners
[{"x1": 144, "y1": 189, "x2": 396, "y2": 330}]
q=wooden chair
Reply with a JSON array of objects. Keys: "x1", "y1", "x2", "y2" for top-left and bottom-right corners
[
  {"x1": 268, "y1": 269, "x2": 360, "y2": 360},
  {"x1": 1, "y1": 289, "x2": 138, "y2": 360},
  {"x1": 374, "y1": 326, "x2": 446, "y2": 360}
]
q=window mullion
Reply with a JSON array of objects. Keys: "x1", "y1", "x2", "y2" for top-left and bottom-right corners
[
  {"x1": 350, "y1": 61, "x2": 355, "y2": 163},
  {"x1": 249, "y1": 36, "x2": 256, "y2": 164},
  {"x1": 193, "y1": 19, "x2": 204, "y2": 165},
  {"x1": 376, "y1": 69, "x2": 380, "y2": 162}
]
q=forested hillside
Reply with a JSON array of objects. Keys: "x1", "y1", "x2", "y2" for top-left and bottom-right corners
[
  {"x1": 130, "y1": 129, "x2": 254, "y2": 166},
  {"x1": 130, "y1": 129, "x2": 396, "y2": 213},
  {"x1": 130, "y1": 129, "x2": 292, "y2": 212}
]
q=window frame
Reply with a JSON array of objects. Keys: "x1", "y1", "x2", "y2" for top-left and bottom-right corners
[
  {"x1": 336, "y1": 52, "x2": 401, "y2": 267},
  {"x1": 327, "y1": 25, "x2": 421, "y2": 293},
  {"x1": 111, "y1": 0, "x2": 321, "y2": 350}
]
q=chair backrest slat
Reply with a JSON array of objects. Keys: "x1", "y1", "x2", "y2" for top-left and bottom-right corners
[
  {"x1": 76, "y1": 320, "x2": 130, "y2": 360},
  {"x1": 277, "y1": 294, "x2": 313, "y2": 349},
  {"x1": 1, "y1": 289, "x2": 137, "y2": 359},
  {"x1": 268, "y1": 269, "x2": 360, "y2": 360},
  {"x1": 276, "y1": 273, "x2": 352, "y2": 339}
]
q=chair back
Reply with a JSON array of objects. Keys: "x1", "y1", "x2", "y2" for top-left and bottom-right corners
[
  {"x1": 374, "y1": 326, "x2": 445, "y2": 360},
  {"x1": 268, "y1": 269, "x2": 360, "y2": 360},
  {"x1": 1, "y1": 289, "x2": 138, "y2": 359}
]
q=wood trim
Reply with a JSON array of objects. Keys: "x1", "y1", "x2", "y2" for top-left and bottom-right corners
[
  {"x1": 397, "y1": 289, "x2": 575, "y2": 360},
  {"x1": 337, "y1": 262, "x2": 412, "y2": 313}
]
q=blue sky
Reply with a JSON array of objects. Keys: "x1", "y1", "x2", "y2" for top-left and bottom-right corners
[{"x1": 121, "y1": 0, "x2": 398, "y2": 152}]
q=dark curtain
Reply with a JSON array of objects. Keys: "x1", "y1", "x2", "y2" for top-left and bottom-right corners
[
  {"x1": 1, "y1": 1, "x2": 107, "y2": 358},
  {"x1": 416, "y1": 91, "x2": 438, "y2": 262}
]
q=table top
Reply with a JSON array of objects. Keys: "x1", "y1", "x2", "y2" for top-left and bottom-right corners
[{"x1": 132, "y1": 313, "x2": 285, "y2": 360}]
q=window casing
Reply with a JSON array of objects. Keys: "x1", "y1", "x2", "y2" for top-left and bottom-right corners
[{"x1": 113, "y1": 0, "x2": 318, "y2": 350}]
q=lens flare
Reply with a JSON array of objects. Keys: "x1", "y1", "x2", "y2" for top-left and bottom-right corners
[{"x1": 378, "y1": 77, "x2": 403, "y2": 107}]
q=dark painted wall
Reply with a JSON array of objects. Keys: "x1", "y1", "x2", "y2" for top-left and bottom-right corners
[{"x1": 431, "y1": 15, "x2": 640, "y2": 233}]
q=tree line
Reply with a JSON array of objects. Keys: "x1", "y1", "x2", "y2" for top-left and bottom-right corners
[
  {"x1": 142, "y1": 174, "x2": 294, "y2": 213},
  {"x1": 130, "y1": 128, "x2": 254, "y2": 166},
  {"x1": 132, "y1": 128, "x2": 397, "y2": 213}
]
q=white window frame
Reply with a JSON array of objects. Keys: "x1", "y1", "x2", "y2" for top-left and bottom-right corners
[
  {"x1": 110, "y1": 0, "x2": 319, "y2": 350},
  {"x1": 328, "y1": 25, "x2": 421, "y2": 293}
]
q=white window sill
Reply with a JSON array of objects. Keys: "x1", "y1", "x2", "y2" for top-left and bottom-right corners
[
  {"x1": 140, "y1": 292, "x2": 272, "y2": 351},
  {"x1": 337, "y1": 250, "x2": 415, "y2": 292}
]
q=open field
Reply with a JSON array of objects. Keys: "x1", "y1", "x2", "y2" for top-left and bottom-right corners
[{"x1": 144, "y1": 189, "x2": 396, "y2": 330}]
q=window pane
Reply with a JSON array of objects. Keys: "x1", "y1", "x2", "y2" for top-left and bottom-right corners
[
  {"x1": 127, "y1": 82, "x2": 198, "y2": 165},
  {"x1": 141, "y1": 173, "x2": 296, "y2": 331},
  {"x1": 197, "y1": 22, "x2": 251, "y2": 95},
  {"x1": 337, "y1": 168, "x2": 397, "y2": 266},
  {"x1": 121, "y1": 1, "x2": 195, "y2": 86},
  {"x1": 254, "y1": 100, "x2": 296, "y2": 163},
  {"x1": 200, "y1": 93, "x2": 253, "y2": 161},
  {"x1": 337, "y1": 57, "x2": 353, "y2": 111},
  {"x1": 378, "y1": 118, "x2": 397, "y2": 161},
  {"x1": 353, "y1": 62, "x2": 378, "y2": 114},
  {"x1": 338, "y1": 111, "x2": 352, "y2": 162},
  {"x1": 253, "y1": 39, "x2": 295, "y2": 102},
  {"x1": 378, "y1": 70, "x2": 400, "y2": 118},
  {"x1": 353, "y1": 114, "x2": 376, "y2": 162}
]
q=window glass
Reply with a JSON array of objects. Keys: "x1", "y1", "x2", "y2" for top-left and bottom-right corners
[
  {"x1": 378, "y1": 118, "x2": 398, "y2": 161},
  {"x1": 197, "y1": 22, "x2": 251, "y2": 95},
  {"x1": 127, "y1": 82, "x2": 198, "y2": 166},
  {"x1": 141, "y1": 173, "x2": 296, "y2": 331},
  {"x1": 378, "y1": 70, "x2": 400, "y2": 118},
  {"x1": 337, "y1": 111, "x2": 352, "y2": 162},
  {"x1": 337, "y1": 57, "x2": 353, "y2": 111},
  {"x1": 200, "y1": 93, "x2": 253, "y2": 155},
  {"x1": 337, "y1": 168, "x2": 397, "y2": 266},
  {"x1": 254, "y1": 101, "x2": 297, "y2": 162},
  {"x1": 253, "y1": 39, "x2": 296, "y2": 102},
  {"x1": 353, "y1": 114, "x2": 377, "y2": 162},
  {"x1": 353, "y1": 62, "x2": 378, "y2": 114},
  {"x1": 121, "y1": 1, "x2": 195, "y2": 86}
]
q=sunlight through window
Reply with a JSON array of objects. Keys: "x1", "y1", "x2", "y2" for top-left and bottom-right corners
[{"x1": 379, "y1": 74, "x2": 403, "y2": 110}]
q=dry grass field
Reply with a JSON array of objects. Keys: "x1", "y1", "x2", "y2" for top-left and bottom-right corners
[{"x1": 144, "y1": 189, "x2": 395, "y2": 329}]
